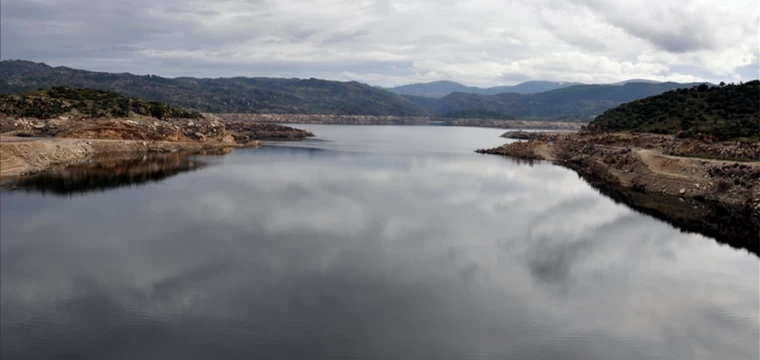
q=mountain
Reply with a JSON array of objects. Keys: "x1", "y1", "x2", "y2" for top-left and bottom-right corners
[
  {"x1": 480, "y1": 81, "x2": 584, "y2": 95},
  {"x1": 609, "y1": 79, "x2": 662, "y2": 85},
  {"x1": 0, "y1": 60, "x2": 707, "y2": 121},
  {"x1": 0, "y1": 86, "x2": 202, "y2": 119},
  {"x1": 0, "y1": 60, "x2": 426, "y2": 116},
  {"x1": 403, "y1": 82, "x2": 705, "y2": 120},
  {"x1": 384, "y1": 81, "x2": 484, "y2": 98},
  {"x1": 387, "y1": 80, "x2": 582, "y2": 98},
  {"x1": 589, "y1": 81, "x2": 760, "y2": 140}
]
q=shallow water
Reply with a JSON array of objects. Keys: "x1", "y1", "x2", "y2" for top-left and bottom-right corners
[{"x1": 1, "y1": 125, "x2": 757, "y2": 360}]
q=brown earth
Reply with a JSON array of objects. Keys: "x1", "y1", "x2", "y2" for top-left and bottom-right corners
[
  {"x1": 477, "y1": 132, "x2": 760, "y2": 252},
  {"x1": 477, "y1": 132, "x2": 760, "y2": 208},
  {"x1": 0, "y1": 114, "x2": 314, "y2": 144},
  {"x1": 0, "y1": 112, "x2": 315, "y2": 179},
  {"x1": 215, "y1": 113, "x2": 584, "y2": 130},
  {"x1": 0, "y1": 136, "x2": 259, "y2": 179}
]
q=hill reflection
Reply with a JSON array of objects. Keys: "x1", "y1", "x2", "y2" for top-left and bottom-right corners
[
  {"x1": 580, "y1": 173, "x2": 759, "y2": 257},
  {"x1": 13, "y1": 153, "x2": 211, "y2": 196}
]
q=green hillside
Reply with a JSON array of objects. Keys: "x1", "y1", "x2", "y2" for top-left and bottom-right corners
[
  {"x1": 404, "y1": 82, "x2": 703, "y2": 120},
  {"x1": 589, "y1": 81, "x2": 760, "y2": 140},
  {"x1": 0, "y1": 87, "x2": 202, "y2": 119},
  {"x1": 0, "y1": 60, "x2": 706, "y2": 120},
  {"x1": 387, "y1": 80, "x2": 582, "y2": 97},
  {"x1": 0, "y1": 60, "x2": 426, "y2": 116}
]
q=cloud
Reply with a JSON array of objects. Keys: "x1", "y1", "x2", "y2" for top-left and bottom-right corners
[
  {"x1": 2, "y1": 140, "x2": 758, "y2": 359},
  {"x1": 0, "y1": 0, "x2": 757, "y2": 86}
]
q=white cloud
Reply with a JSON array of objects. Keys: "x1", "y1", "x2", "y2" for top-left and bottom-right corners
[{"x1": 0, "y1": 0, "x2": 757, "y2": 86}]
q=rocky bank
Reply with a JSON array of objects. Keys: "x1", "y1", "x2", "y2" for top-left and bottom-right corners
[
  {"x1": 477, "y1": 132, "x2": 760, "y2": 208},
  {"x1": 0, "y1": 113, "x2": 315, "y2": 179},
  {"x1": 0, "y1": 136, "x2": 248, "y2": 179},
  {"x1": 216, "y1": 113, "x2": 584, "y2": 130},
  {"x1": 477, "y1": 132, "x2": 760, "y2": 247}
]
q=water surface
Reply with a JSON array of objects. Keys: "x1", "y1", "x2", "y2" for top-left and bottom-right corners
[{"x1": 1, "y1": 125, "x2": 757, "y2": 360}]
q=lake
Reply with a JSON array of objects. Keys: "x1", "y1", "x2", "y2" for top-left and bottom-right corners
[{"x1": 1, "y1": 125, "x2": 757, "y2": 360}]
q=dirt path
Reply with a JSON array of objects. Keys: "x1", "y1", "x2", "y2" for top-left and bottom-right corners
[
  {"x1": 477, "y1": 132, "x2": 760, "y2": 207},
  {"x1": 534, "y1": 143, "x2": 556, "y2": 161}
]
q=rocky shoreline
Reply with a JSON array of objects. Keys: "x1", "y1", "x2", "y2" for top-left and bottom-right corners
[
  {"x1": 215, "y1": 113, "x2": 585, "y2": 130},
  {"x1": 0, "y1": 136, "x2": 256, "y2": 179},
  {"x1": 477, "y1": 132, "x2": 760, "y2": 246},
  {"x1": 0, "y1": 113, "x2": 315, "y2": 179},
  {"x1": 477, "y1": 132, "x2": 759, "y2": 206}
]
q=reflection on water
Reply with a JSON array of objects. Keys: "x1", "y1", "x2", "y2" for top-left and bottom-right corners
[
  {"x1": 11, "y1": 153, "x2": 209, "y2": 196},
  {"x1": 580, "y1": 174, "x2": 759, "y2": 256},
  {"x1": 1, "y1": 125, "x2": 757, "y2": 360}
]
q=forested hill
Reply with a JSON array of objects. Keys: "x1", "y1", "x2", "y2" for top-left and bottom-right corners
[
  {"x1": 0, "y1": 60, "x2": 426, "y2": 116},
  {"x1": 588, "y1": 81, "x2": 760, "y2": 140},
  {"x1": 403, "y1": 82, "x2": 704, "y2": 120},
  {"x1": 0, "y1": 87, "x2": 202, "y2": 119},
  {"x1": 1, "y1": 60, "x2": 703, "y2": 120},
  {"x1": 387, "y1": 80, "x2": 582, "y2": 97}
]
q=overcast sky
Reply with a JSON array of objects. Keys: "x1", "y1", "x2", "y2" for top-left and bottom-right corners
[{"x1": 1, "y1": 0, "x2": 758, "y2": 87}]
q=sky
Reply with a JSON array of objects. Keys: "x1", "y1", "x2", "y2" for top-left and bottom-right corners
[{"x1": 1, "y1": 0, "x2": 758, "y2": 87}]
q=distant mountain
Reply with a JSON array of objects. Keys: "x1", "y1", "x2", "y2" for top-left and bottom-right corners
[
  {"x1": 610, "y1": 79, "x2": 662, "y2": 85},
  {"x1": 480, "y1": 81, "x2": 584, "y2": 95},
  {"x1": 385, "y1": 81, "x2": 483, "y2": 98},
  {"x1": 403, "y1": 82, "x2": 706, "y2": 120},
  {"x1": 0, "y1": 60, "x2": 426, "y2": 116},
  {"x1": 0, "y1": 60, "x2": 706, "y2": 121},
  {"x1": 387, "y1": 80, "x2": 582, "y2": 98},
  {"x1": 590, "y1": 81, "x2": 760, "y2": 140}
]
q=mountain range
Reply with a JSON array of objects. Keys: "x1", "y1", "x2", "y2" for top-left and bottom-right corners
[
  {"x1": 0, "y1": 60, "x2": 704, "y2": 120},
  {"x1": 385, "y1": 79, "x2": 665, "y2": 98},
  {"x1": 0, "y1": 60, "x2": 426, "y2": 116},
  {"x1": 384, "y1": 80, "x2": 582, "y2": 98},
  {"x1": 402, "y1": 82, "x2": 704, "y2": 120}
]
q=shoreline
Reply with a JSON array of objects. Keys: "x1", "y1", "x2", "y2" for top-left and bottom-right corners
[
  {"x1": 214, "y1": 113, "x2": 585, "y2": 131},
  {"x1": 476, "y1": 132, "x2": 760, "y2": 245},
  {"x1": 0, "y1": 136, "x2": 260, "y2": 180},
  {"x1": 477, "y1": 132, "x2": 759, "y2": 207}
]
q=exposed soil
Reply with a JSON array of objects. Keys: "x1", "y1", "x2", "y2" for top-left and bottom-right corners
[
  {"x1": 215, "y1": 113, "x2": 585, "y2": 130},
  {"x1": 0, "y1": 114, "x2": 314, "y2": 144},
  {"x1": 0, "y1": 136, "x2": 252, "y2": 180},
  {"x1": 0, "y1": 113, "x2": 315, "y2": 179},
  {"x1": 500, "y1": 130, "x2": 569, "y2": 140},
  {"x1": 477, "y1": 132, "x2": 760, "y2": 251},
  {"x1": 477, "y1": 132, "x2": 760, "y2": 208}
]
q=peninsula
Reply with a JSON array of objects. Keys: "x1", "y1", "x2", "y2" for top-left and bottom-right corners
[
  {"x1": 477, "y1": 81, "x2": 760, "y2": 247},
  {"x1": 0, "y1": 87, "x2": 313, "y2": 178}
]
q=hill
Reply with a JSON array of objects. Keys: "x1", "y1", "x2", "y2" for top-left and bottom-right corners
[
  {"x1": 387, "y1": 80, "x2": 581, "y2": 98},
  {"x1": 610, "y1": 79, "x2": 662, "y2": 85},
  {"x1": 0, "y1": 60, "x2": 706, "y2": 121},
  {"x1": 0, "y1": 60, "x2": 426, "y2": 116},
  {"x1": 589, "y1": 81, "x2": 760, "y2": 140},
  {"x1": 403, "y1": 82, "x2": 703, "y2": 120},
  {"x1": 0, "y1": 86, "x2": 202, "y2": 119},
  {"x1": 385, "y1": 81, "x2": 485, "y2": 98}
]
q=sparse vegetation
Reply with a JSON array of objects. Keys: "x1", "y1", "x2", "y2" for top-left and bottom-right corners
[
  {"x1": 1, "y1": 60, "x2": 705, "y2": 120},
  {"x1": 403, "y1": 82, "x2": 704, "y2": 120},
  {"x1": 589, "y1": 81, "x2": 760, "y2": 141},
  {"x1": 0, "y1": 60, "x2": 426, "y2": 116},
  {"x1": 0, "y1": 87, "x2": 203, "y2": 120}
]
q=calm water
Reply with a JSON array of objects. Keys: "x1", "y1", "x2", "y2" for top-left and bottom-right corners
[{"x1": 1, "y1": 125, "x2": 758, "y2": 360}]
